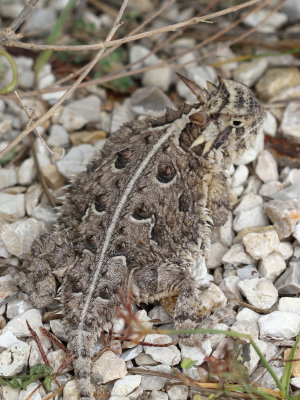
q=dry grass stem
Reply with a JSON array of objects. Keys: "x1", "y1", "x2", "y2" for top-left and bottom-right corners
[
  {"x1": 3, "y1": 0, "x2": 261, "y2": 52},
  {"x1": 0, "y1": 0, "x2": 129, "y2": 158}
]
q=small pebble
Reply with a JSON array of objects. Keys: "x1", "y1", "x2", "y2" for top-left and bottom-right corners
[
  {"x1": 275, "y1": 260, "x2": 300, "y2": 295},
  {"x1": 56, "y1": 144, "x2": 95, "y2": 179},
  {"x1": 92, "y1": 350, "x2": 127, "y2": 384},
  {"x1": 264, "y1": 198, "x2": 300, "y2": 239},
  {"x1": 2, "y1": 309, "x2": 43, "y2": 338},
  {"x1": 0, "y1": 218, "x2": 46, "y2": 257},
  {"x1": 0, "y1": 193, "x2": 25, "y2": 219},
  {"x1": 0, "y1": 341, "x2": 30, "y2": 376},
  {"x1": 238, "y1": 278, "x2": 278, "y2": 310},
  {"x1": 143, "y1": 334, "x2": 180, "y2": 366},
  {"x1": 280, "y1": 102, "x2": 300, "y2": 143},
  {"x1": 58, "y1": 96, "x2": 101, "y2": 131},
  {"x1": 242, "y1": 228, "x2": 280, "y2": 260},
  {"x1": 167, "y1": 385, "x2": 188, "y2": 400},
  {"x1": 243, "y1": 10, "x2": 288, "y2": 32},
  {"x1": 222, "y1": 243, "x2": 255, "y2": 265},
  {"x1": 259, "y1": 311, "x2": 300, "y2": 340},
  {"x1": 140, "y1": 365, "x2": 172, "y2": 391},
  {"x1": 233, "y1": 58, "x2": 268, "y2": 87},
  {"x1": 258, "y1": 252, "x2": 286, "y2": 281},
  {"x1": 48, "y1": 124, "x2": 70, "y2": 147},
  {"x1": 0, "y1": 168, "x2": 17, "y2": 190},
  {"x1": 142, "y1": 67, "x2": 172, "y2": 91},
  {"x1": 255, "y1": 150, "x2": 279, "y2": 183},
  {"x1": 111, "y1": 375, "x2": 142, "y2": 397},
  {"x1": 278, "y1": 297, "x2": 300, "y2": 315}
]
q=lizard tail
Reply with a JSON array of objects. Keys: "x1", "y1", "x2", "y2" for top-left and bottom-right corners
[{"x1": 69, "y1": 329, "x2": 96, "y2": 400}]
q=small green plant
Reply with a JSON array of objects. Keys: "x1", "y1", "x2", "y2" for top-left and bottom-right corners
[{"x1": 0, "y1": 364, "x2": 53, "y2": 391}]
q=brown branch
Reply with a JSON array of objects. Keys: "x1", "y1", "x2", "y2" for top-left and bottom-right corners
[
  {"x1": 0, "y1": 0, "x2": 129, "y2": 159},
  {"x1": 26, "y1": 320, "x2": 50, "y2": 366},
  {"x1": 4, "y1": 0, "x2": 261, "y2": 52},
  {"x1": 0, "y1": 0, "x2": 40, "y2": 44}
]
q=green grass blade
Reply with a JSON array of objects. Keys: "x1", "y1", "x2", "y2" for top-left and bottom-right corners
[
  {"x1": 249, "y1": 338, "x2": 284, "y2": 393},
  {"x1": 35, "y1": 0, "x2": 77, "y2": 73},
  {"x1": 0, "y1": 49, "x2": 18, "y2": 94},
  {"x1": 281, "y1": 333, "x2": 300, "y2": 397}
]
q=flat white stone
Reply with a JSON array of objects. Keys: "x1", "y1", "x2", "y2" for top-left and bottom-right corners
[
  {"x1": 142, "y1": 67, "x2": 172, "y2": 91},
  {"x1": 262, "y1": 111, "x2": 277, "y2": 136},
  {"x1": 234, "y1": 194, "x2": 263, "y2": 215},
  {"x1": 48, "y1": 124, "x2": 69, "y2": 147},
  {"x1": 180, "y1": 340, "x2": 212, "y2": 366},
  {"x1": 111, "y1": 375, "x2": 142, "y2": 397},
  {"x1": 2, "y1": 386, "x2": 20, "y2": 400},
  {"x1": 258, "y1": 252, "x2": 286, "y2": 281},
  {"x1": 280, "y1": 102, "x2": 300, "y2": 141},
  {"x1": 63, "y1": 380, "x2": 80, "y2": 400},
  {"x1": 167, "y1": 385, "x2": 189, "y2": 400},
  {"x1": 219, "y1": 276, "x2": 242, "y2": 300},
  {"x1": 231, "y1": 165, "x2": 249, "y2": 188},
  {"x1": 242, "y1": 229, "x2": 280, "y2": 260},
  {"x1": 278, "y1": 297, "x2": 300, "y2": 315},
  {"x1": 236, "y1": 265, "x2": 259, "y2": 280},
  {"x1": 233, "y1": 205, "x2": 268, "y2": 232},
  {"x1": 231, "y1": 320, "x2": 259, "y2": 338},
  {"x1": 259, "y1": 181, "x2": 282, "y2": 197},
  {"x1": 275, "y1": 261, "x2": 300, "y2": 295},
  {"x1": 149, "y1": 391, "x2": 168, "y2": 400},
  {"x1": 255, "y1": 150, "x2": 279, "y2": 183},
  {"x1": 58, "y1": 95, "x2": 101, "y2": 131},
  {"x1": 0, "y1": 332, "x2": 23, "y2": 349},
  {"x1": 140, "y1": 365, "x2": 172, "y2": 391},
  {"x1": 207, "y1": 242, "x2": 228, "y2": 269},
  {"x1": 233, "y1": 58, "x2": 268, "y2": 87},
  {"x1": 144, "y1": 334, "x2": 180, "y2": 366},
  {"x1": 243, "y1": 10, "x2": 288, "y2": 32},
  {"x1": 0, "y1": 193, "x2": 25, "y2": 219},
  {"x1": 3, "y1": 309, "x2": 43, "y2": 338},
  {"x1": 277, "y1": 241, "x2": 293, "y2": 260},
  {"x1": 19, "y1": 383, "x2": 42, "y2": 400},
  {"x1": 6, "y1": 299, "x2": 33, "y2": 319},
  {"x1": 92, "y1": 350, "x2": 127, "y2": 384},
  {"x1": 0, "y1": 218, "x2": 46, "y2": 257},
  {"x1": 222, "y1": 243, "x2": 255, "y2": 265},
  {"x1": 0, "y1": 168, "x2": 17, "y2": 189},
  {"x1": 236, "y1": 308, "x2": 260, "y2": 322},
  {"x1": 238, "y1": 278, "x2": 278, "y2": 309},
  {"x1": 56, "y1": 144, "x2": 94, "y2": 179},
  {"x1": 259, "y1": 311, "x2": 300, "y2": 339},
  {"x1": 264, "y1": 198, "x2": 300, "y2": 239},
  {"x1": 0, "y1": 341, "x2": 30, "y2": 375}
]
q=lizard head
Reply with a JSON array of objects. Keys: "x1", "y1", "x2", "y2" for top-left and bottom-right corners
[{"x1": 177, "y1": 73, "x2": 266, "y2": 162}]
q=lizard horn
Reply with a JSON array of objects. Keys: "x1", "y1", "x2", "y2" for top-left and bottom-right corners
[{"x1": 176, "y1": 72, "x2": 209, "y2": 101}]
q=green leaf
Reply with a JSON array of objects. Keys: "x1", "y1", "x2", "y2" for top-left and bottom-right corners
[
  {"x1": 181, "y1": 357, "x2": 197, "y2": 369},
  {"x1": 43, "y1": 375, "x2": 52, "y2": 392},
  {"x1": 30, "y1": 364, "x2": 53, "y2": 376},
  {"x1": 8, "y1": 378, "x2": 22, "y2": 389},
  {"x1": 110, "y1": 76, "x2": 133, "y2": 92}
]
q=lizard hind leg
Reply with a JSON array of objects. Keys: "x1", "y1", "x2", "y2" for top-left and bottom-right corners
[{"x1": 130, "y1": 262, "x2": 235, "y2": 347}]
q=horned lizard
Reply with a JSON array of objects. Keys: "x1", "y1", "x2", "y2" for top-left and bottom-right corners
[{"x1": 12, "y1": 74, "x2": 265, "y2": 399}]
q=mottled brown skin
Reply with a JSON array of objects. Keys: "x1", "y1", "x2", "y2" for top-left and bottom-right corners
[{"x1": 13, "y1": 76, "x2": 265, "y2": 399}]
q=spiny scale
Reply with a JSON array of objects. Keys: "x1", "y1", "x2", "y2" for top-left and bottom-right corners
[{"x1": 12, "y1": 75, "x2": 265, "y2": 399}]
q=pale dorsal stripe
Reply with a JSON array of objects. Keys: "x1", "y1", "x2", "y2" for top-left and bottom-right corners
[{"x1": 76, "y1": 113, "x2": 191, "y2": 352}]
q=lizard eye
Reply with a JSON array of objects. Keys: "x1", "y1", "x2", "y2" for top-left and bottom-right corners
[{"x1": 231, "y1": 120, "x2": 243, "y2": 127}]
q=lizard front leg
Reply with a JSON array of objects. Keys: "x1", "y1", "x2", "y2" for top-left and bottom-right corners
[{"x1": 10, "y1": 231, "x2": 75, "y2": 308}]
